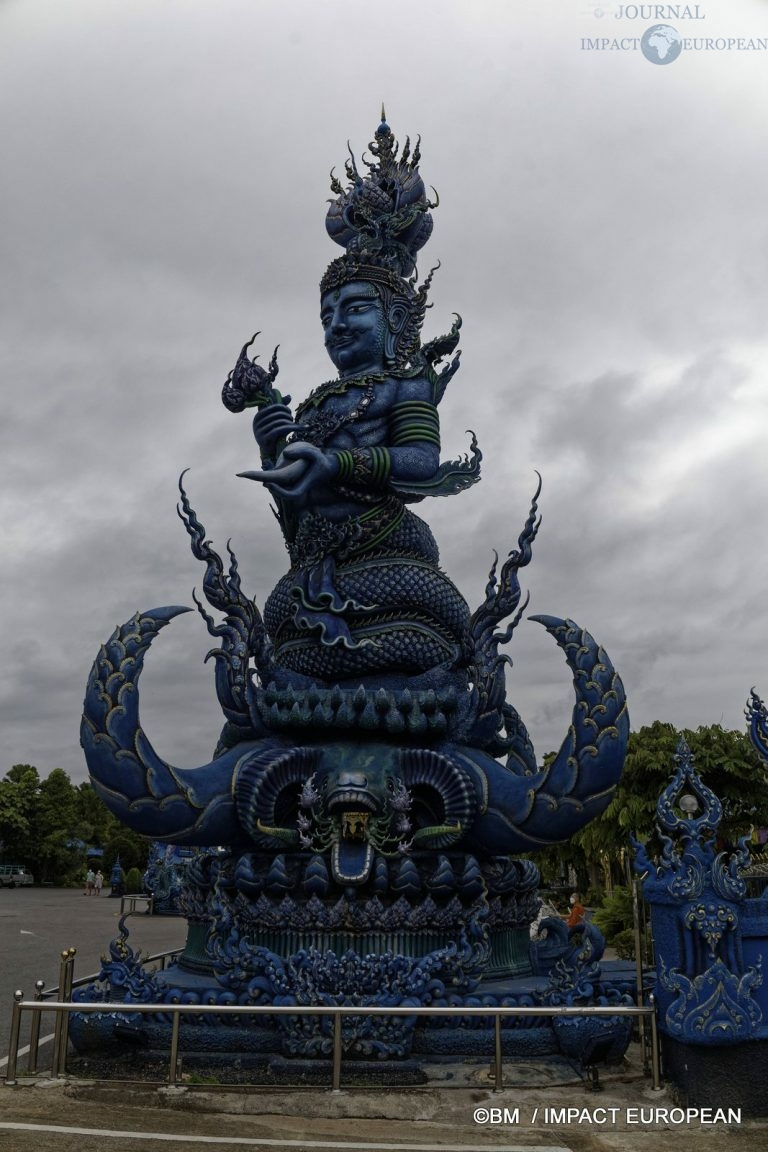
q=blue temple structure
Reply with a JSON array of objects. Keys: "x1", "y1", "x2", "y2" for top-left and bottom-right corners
[
  {"x1": 635, "y1": 732, "x2": 768, "y2": 1114},
  {"x1": 748, "y1": 689, "x2": 768, "y2": 772},
  {"x1": 74, "y1": 114, "x2": 632, "y2": 1070},
  {"x1": 142, "y1": 843, "x2": 199, "y2": 916}
]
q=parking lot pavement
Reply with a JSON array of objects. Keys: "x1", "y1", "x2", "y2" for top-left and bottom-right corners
[{"x1": 0, "y1": 887, "x2": 186, "y2": 1059}]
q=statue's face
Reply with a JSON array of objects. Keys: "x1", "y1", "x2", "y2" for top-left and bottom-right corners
[{"x1": 321, "y1": 281, "x2": 387, "y2": 375}]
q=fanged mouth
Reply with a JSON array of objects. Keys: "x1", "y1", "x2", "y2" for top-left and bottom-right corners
[{"x1": 327, "y1": 788, "x2": 378, "y2": 813}]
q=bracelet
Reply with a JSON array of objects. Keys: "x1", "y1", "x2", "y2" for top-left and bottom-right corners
[{"x1": 334, "y1": 447, "x2": 391, "y2": 486}]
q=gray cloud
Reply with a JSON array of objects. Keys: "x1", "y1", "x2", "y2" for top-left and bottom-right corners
[{"x1": 2, "y1": 0, "x2": 767, "y2": 781}]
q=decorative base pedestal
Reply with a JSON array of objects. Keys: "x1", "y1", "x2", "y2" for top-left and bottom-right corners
[{"x1": 662, "y1": 1036, "x2": 768, "y2": 1117}]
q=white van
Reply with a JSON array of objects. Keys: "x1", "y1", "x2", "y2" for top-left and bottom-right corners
[{"x1": 0, "y1": 865, "x2": 34, "y2": 888}]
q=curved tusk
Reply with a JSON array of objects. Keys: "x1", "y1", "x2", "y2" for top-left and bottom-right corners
[
  {"x1": 528, "y1": 614, "x2": 628, "y2": 804},
  {"x1": 456, "y1": 615, "x2": 629, "y2": 855},
  {"x1": 411, "y1": 822, "x2": 462, "y2": 845},
  {"x1": 80, "y1": 606, "x2": 273, "y2": 844},
  {"x1": 255, "y1": 819, "x2": 300, "y2": 844}
]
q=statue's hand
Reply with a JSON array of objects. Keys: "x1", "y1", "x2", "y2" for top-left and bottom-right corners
[
  {"x1": 251, "y1": 402, "x2": 304, "y2": 455},
  {"x1": 238, "y1": 441, "x2": 339, "y2": 499}
]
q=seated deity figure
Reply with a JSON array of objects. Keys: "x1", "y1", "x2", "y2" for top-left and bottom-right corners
[
  {"x1": 226, "y1": 117, "x2": 480, "y2": 683},
  {"x1": 248, "y1": 274, "x2": 441, "y2": 553},
  {"x1": 80, "y1": 113, "x2": 629, "y2": 937}
]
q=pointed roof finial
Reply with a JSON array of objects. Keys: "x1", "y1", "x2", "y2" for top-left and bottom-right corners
[{"x1": 375, "y1": 105, "x2": 391, "y2": 141}]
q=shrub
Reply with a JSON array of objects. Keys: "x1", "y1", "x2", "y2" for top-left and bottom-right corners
[
  {"x1": 611, "y1": 929, "x2": 637, "y2": 960},
  {"x1": 124, "y1": 867, "x2": 143, "y2": 894},
  {"x1": 585, "y1": 886, "x2": 606, "y2": 909},
  {"x1": 103, "y1": 834, "x2": 145, "y2": 874},
  {"x1": 592, "y1": 885, "x2": 634, "y2": 940}
]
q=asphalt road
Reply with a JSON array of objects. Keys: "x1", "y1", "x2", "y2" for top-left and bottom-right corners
[{"x1": 0, "y1": 887, "x2": 186, "y2": 1064}]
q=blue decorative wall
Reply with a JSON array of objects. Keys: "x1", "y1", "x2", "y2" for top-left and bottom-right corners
[{"x1": 635, "y1": 735, "x2": 768, "y2": 1112}]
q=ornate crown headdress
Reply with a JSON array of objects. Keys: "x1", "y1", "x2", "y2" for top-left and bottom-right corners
[
  {"x1": 318, "y1": 117, "x2": 478, "y2": 495},
  {"x1": 320, "y1": 108, "x2": 438, "y2": 296},
  {"x1": 223, "y1": 112, "x2": 444, "y2": 409}
]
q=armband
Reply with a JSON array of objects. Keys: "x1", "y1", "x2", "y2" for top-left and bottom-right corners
[
  {"x1": 390, "y1": 401, "x2": 441, "y2": 449},
  {"x1": 334, "y1": 447, "x2": 391, "y2": 487}
]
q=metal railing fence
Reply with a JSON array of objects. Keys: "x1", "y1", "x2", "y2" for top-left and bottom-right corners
[
  {"x1": 44, "y1": 945, "x2": 182, "y2": 1000},
  {"x1": 20, "y1": 944, "x2": 183, "y2": 1075},
  {"x1": 4, "y1": 996, "x2": 661, "y2": 1093},
  {"x1": 119, "y1": 894, "x2": 154, "y2": 915}
]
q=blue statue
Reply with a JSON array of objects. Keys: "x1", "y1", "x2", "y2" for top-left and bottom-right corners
[
  {"x1": 142, "y1": 843, "x2": 197, "y2": 915},
  {"x1": 109, "y1": 857, "x2": 124, "y2": 899},
  {"x1": 78, "y1": 115, "x2": 629, "y2": 1060},
  {"x1": 747, "y1": 689, "x2": 768, "y2": 765},
  {"x1": 634, "y1": 736, "x2": 768, "y2": 1113}
]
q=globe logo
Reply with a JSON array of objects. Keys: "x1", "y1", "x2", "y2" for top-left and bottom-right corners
[{"x1": 641, "y1": 24, "x2": 682, "y2": 64}]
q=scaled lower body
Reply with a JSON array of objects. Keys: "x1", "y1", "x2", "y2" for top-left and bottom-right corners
[{"x1": 265, "y1": 504, "x2": 471, "y2": 679}]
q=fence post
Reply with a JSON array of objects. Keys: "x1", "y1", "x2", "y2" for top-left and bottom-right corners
[
  {"x1": 50, "y1": 951, "x2": 71, "y2": 1079},
  {"x1": 332, "y1": 1012, "x2": 342, "y2": 1092},
  {"x1": 57, "y1": 949, "x2": 77, "y2": 1077},
  {"x1": 648, "y1": 995, "x2": 662, "y2": 1091},
  {"x1": 168, "y1": 1010, "x2": 181, "y2": 1085},
  {"x1": 4, "y1": 992, "x2": 24, "y2": 1086},
  {"x1": 52, "y1": 949, "x2": 77, "y2": 1078},
  {"x1": 492, "y1": 1013, "x2": 503, "y2": 1091},
  {"x1": 627, "y1": 860, "x2": 649, "y2": 1074},
  {"x1": 27, "y1": 981, "x2": 46, "y2": 1073}
]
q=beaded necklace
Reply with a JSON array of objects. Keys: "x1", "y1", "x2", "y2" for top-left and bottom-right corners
[{"x1": 296, "y1": 373, "x2": 382, "y2": 446}]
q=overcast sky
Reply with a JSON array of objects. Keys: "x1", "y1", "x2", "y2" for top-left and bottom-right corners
[{"x1": 2, "y1": 0, "x2": 767, "y2": 785}]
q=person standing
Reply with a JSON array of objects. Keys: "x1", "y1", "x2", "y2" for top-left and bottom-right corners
[
  {"x1": 84, "y1": 868, "x2": 95, "y2": 896},
  {"x1": 94, "y1": 870, "x2": 104, "y2": 896}
]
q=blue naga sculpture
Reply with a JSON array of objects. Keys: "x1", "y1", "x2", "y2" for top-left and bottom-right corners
[
  {"x1": 142, "y1": 843, "x2": 198, "y2": 916},
  {"x1": 747, "y1": 689, "x2": 768, "y2": 767},
  {"x1": 78, "y1": 115, "x2": 629, "y2": 1060}
]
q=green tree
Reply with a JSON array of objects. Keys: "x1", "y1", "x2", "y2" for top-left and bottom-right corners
[
  {"x1": 103, "y1": 832, "x2": 148, "y2": 875},
  {"x1": 1, "y1": 764, "x2": 151, "y2": 884},
  {"x1": 0, "y1": 765, "x2": 40, "y2": 863},
  {"x1": 72, "y1": 781, "x2": 149, "y2": 874},
  {"x1": 532, "y1": 723, "x2": 768, "y2": 897},
  {"x1": 592, "y1": 722, "x2": 768, "y2": 857},
  {"x1": 35, "y1": 768, "x2": 81, "y2": 883},
  {"x1": 74, "y1": 782, "x2": 113, "y2": 846}
]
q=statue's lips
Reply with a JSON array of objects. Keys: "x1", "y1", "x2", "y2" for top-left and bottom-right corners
[
  {"x1": 326, "y1": 335, "x2": 357, "y2": 351},
  {"x1": 326, "y1": 787, "x2": 378, "y2": 813}
]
